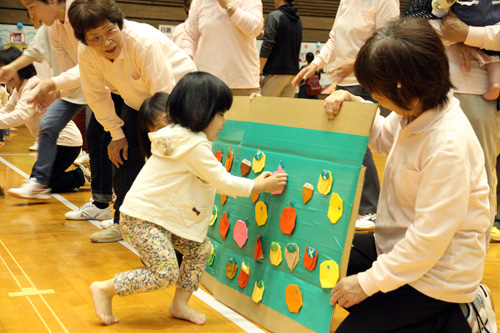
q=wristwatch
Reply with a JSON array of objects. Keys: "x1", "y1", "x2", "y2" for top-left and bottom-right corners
[{"x1": 226, "y1": 2, "x2": 233, "y2": 12}]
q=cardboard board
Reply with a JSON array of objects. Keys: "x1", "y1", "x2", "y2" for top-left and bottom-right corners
[{"x1": 202, "y1": 96, "x2": 377, "y2": 333}]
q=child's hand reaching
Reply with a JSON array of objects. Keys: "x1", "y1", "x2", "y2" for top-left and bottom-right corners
[{"x1": 252, "y1": 171, "x2": 287, "y2": 194}]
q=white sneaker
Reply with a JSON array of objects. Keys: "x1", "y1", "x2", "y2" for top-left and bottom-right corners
[
  {"x1": 65, "y1": 201, "x2": 112, "y2": 220},
  {"x1": 29, "y1": 141, "x2": 38, "y2": 151},
  {"x1": 8, "y1": 178, "x2": 51, "y2": 200},
  {"x1": 73, "y1": 150, "x2": 90, "y2": 166},
  {"x1": 78, "y1": 164, "x2": 92, "y2": 186},
  {"x1": 355, "y1": 213, "x2": 376, "y2": 231},
  {"x1": 463, "y1": 284, "x2": 497, "y2": 333},
  {"x1": 100, "y1": 219, "x2": 114, "y2": 229}
]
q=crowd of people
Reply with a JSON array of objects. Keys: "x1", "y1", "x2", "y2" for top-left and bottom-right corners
[{"x1": 0, "y1": 0, "x2": 498, "y2": 331}]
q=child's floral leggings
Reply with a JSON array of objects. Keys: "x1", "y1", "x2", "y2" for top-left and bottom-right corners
[{"x1": 114, "y1": 214, "x2": 212, "y2": 297}]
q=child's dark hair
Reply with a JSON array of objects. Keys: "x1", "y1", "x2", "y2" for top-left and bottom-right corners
[
  {"x1": 355, "y1": 17, "x2": 453, "y2": 112},
  {"x1": 0, "y1": 47, "x2": 36, "y2": 80},
  {"x1": 305, "y1": 52, "x2": 314, "y2": 64},
  {"x1": 138, "y1": 92, "x2": 170, "y2": 158},
  {"x1": 168, "y1": 72, "x2": 232, "y2": 132},
  {"x1": 68, "y1": 0, "x2": 124, "y2": 45}
]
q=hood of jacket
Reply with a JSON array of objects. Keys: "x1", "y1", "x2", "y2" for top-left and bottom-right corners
[
  {"x1": 148, "y1": 124, "x2": 209, "y2": 160},
  {"x1": 278, "y1": 4, "x2": 300, "y2": 21}
]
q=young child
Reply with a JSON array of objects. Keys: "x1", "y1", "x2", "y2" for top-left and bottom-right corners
[
  {"x1": 136, "y1": 92, "x2": 170, "y2": 158},
  {"x1": 324, "y1": 18, "x2": 495, "y2": 332},
  {"x1": 89, "y1": 72, "x2": 287, "y2": 326},
  {"x1": 0, "y1": 47, "x2": 88, "y2": 196},
  {"x1": 405, "y1": 0, "x2": 500, "y2": 100}
]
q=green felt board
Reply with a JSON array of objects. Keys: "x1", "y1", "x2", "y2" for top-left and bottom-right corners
[{"x1": 205, "y1": 119, "x2": 369, "y2": 333}]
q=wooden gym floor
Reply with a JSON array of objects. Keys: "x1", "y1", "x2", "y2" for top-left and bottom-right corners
[{"x1": 0, "y1": 125, "x2": 498, "y2": 332}]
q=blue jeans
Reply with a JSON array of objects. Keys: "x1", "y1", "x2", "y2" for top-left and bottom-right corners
[{"x1": 31, "y1": 99, "x2": 86, "y2": 186}]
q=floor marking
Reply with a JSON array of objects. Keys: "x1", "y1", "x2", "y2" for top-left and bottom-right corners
[
  {"x1": 9, "y1": 287, "x2": 55, "y2": 297},
  {"x1": 0, "y1": 156, "x2": 264, "y2": 332},
  {"x1": 0, "y1": 239, "x2": 68, "y2": 332}
]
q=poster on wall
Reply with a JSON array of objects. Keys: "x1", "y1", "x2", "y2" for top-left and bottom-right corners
[
  {"x1": 9, "y1": 32, "x2": 25, "y2": 44},
  {"x1": 202, "y1": 96, "x2": 377, "y2": 333}
]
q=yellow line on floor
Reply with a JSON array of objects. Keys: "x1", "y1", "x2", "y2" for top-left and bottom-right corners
[{"x1": 0, "y1": 239, "x2": 68, "y2": 332}]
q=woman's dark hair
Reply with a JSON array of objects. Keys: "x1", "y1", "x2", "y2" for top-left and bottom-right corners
[
  {"x1": 305, "y1": 52, "x2": 314, "y2": 64},
  {"x1": 355, "y1": 17, "x2": 453, "y2": 112},
  {"x1": 0, "y1": 47, "x2": 36, "y2": 80},
  {"x1": 38, "y1": 0, "x2": 66, "y2": 3},
  {"x1": 168, "y1": 72, "x2": 233, "y2": 132},
  {"x1": 137, "y1": 92, "x2": 170, "y2": 158},
  {"x1": 68, "y1": 0, "x2": 124, "y2": 45}
]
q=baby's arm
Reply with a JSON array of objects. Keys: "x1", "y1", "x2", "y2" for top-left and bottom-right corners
[{"x1": 252, "y1": 171, "x2": 287, "y2": 194}]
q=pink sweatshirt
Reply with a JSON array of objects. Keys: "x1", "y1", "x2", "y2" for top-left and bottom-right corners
[
  {"x1": 358, "y1": 97, "x2": 490, "y2": 303},
  {"x1": 0, "y1": 78, "x2": 82, "y2": 147},
  {"x1": 312, "y1": 0, "x2": 399, "y2": 87},
  {"x1": 182, "y1": 0, "x2": 264, "y2": 89},
  {"x1": 78, "y1": 20, "x2": 196, "y2": 140}
]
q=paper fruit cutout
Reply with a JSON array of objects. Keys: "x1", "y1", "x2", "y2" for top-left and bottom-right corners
[
  {"x1": 240, "y1": 158, "x2": 251, "y2": 177},
  {"x1": 208, "y1": 244, "x2": 216, "y2": 266},
  {"x1": 251, "y1": 193, "x2": 259, "y2": 204},
  {"x1": 238, "y1": 261, "x2": 250, "y2": 288},
  {"x1": 252, "y1": 149, "x2": 266, "y2": 173},
  {"x1": 233, "y1": 219, "x2": 248, "y2": 248},
  {"x1": 220, "y1": 212, "x2": 230, "y2": 239},
  {"x1": 320, "y1": 260, "x2": 339, "y2": 288},
  {"x1": 221, "y1": 194, "x2": 227, "y2": 205},
  {"x1": 214, "y1": 149, "x2": 223, "y2": 163},
  {"x1": 280, "y1": 201, "x2": 297, "y2": 235},
  {"x1": 255, "y1": 201, "x2": 268, "y2": 226},
  {"x1": 225, "y1": 147, "x2": 233, "y2": 172},
  {"x1": 254, "y1": 235, "x2": 264, "y2": 259},
  {"x1": 284, "y1": 243, "x2": 299, "y2": 272},
  {"x1": 225, "y1": 258, "x2": 238, "y2": 279},
  {"x1": 210, "y1": 205, "x2": 218, "y2": 226},
  {"x1": 328, "y1": 193, "x2": 343, "y2": 224},
  {"x1": 271, "y1": 161, "x2": 286, "y2": 195},
  {"x1": 270, "y1": 242, "x2": 283, "y2": 266},
  {"x1": 252, "y1": 280, "x2": 264, "y2": 303},
  {"x1": 304, "y1": 246, "x2": 318, "y2": 271},
  {"x1": 302, "y1": 182, "x2": 314, "y2": 204},
  {"x1": 317, "y1": 169, "x2": 333, "y2": 195},
  {"x1": 285, "y1": 285, "x2": 303, "y2": 313}
]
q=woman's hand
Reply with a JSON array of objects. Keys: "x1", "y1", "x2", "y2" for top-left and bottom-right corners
[
  {"x1": 108, "y1": 137, "x2": 128, "y2": 168},
  {"x1": 449, "y1": 43, "x2": 491, "y2": 72},
  {"x1": 292, "y1": 63, "x2": 318, "y2": 87},
  {"x1": 324, "y1": 90, "x2": 360, "y2": 119},
  {"x1": 252, "y1": 171, "x2": 288, "y2": 194},
  {"x1": 442, "y1": 10, "x2": 469, "y2": 43},
  {"x1": 330, "y1": 275, "x2": 368, "y2": 308},
  {"x1": 327, "y1": 59, "x2": 355, "y2": 85}
]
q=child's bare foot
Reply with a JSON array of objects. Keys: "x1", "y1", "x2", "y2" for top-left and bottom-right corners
[
  {"x1": 90, "y1": 281, "x2": 118, "y2": 325},
  {"x1": 483, "y1": 83, "x2": 500, "y2": 101},
  {"x1": 169, "y1": 303, "x2": 207, "y2": 325}
]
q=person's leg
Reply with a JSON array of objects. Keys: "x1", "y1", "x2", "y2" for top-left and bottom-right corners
[
  {"x1": 337, "y1": 285, "x2": 470, "y2": 333},
  {"x1": 483, "y1": 60, "x2": 500, "y2": 101},
  {"x1": 31, "y1": 100, "x2": 85, "y2": 186},
  {"x1": 48, "y1": 145, "x2": 84, "y2": 193},
  {"x1": 90, "y1": 103, "x2": 145, "y2": 242},
  {"x1": 340, "y1": 234, "x2": 470, "y2": 332},
  {"x1": 86, "y1": 111, "x2": 114, "y2": 204},
  {"x1": 456, "y1": 93, "x2": 500, "y2": 242},
  {"x1": 90, "y1": 214, "x2": 179, "y2": 325},
  {"x1": 169, "y1": 233, "x2": 212, "y2": 325},
  {"x1": 111, "y1": 104, "x2": 145, "y2": 224},
  {"x1": 261, "y1": 75, "x2": 295, "y2": 97}
]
